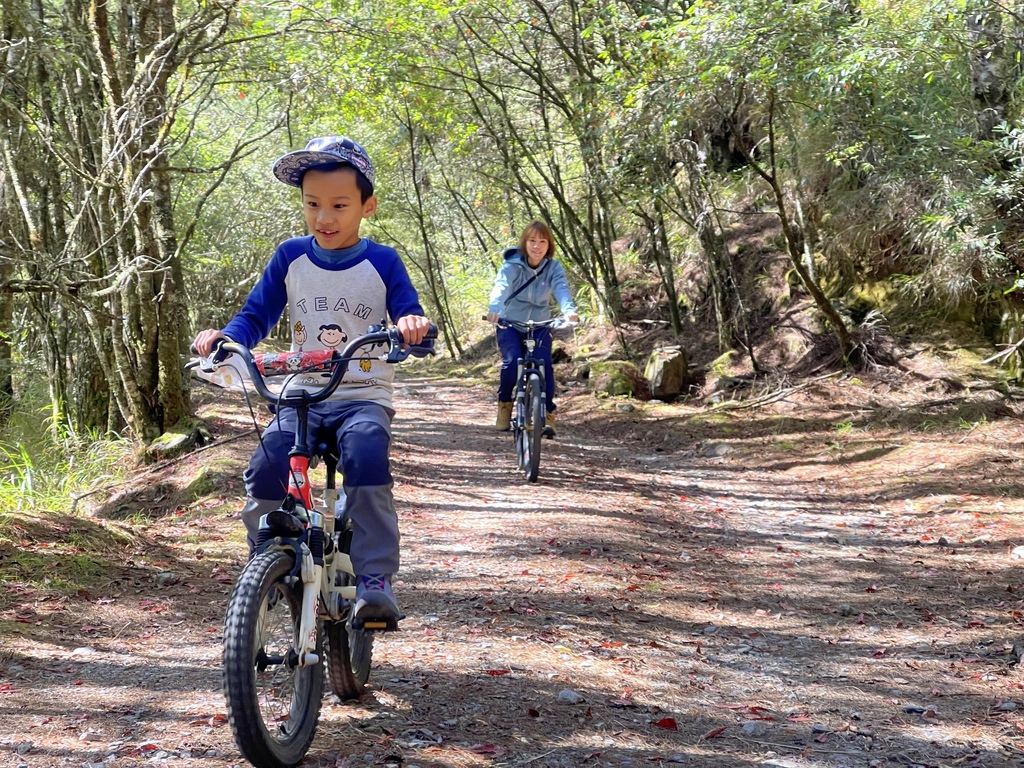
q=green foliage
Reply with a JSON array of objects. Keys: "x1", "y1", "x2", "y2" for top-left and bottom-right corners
[
  {"x1": 11, "y1": 0, "x2": 1024, "y2": 433},
  {"x1": 0, "y1": 394, "x2": 130, "y2": 514}
]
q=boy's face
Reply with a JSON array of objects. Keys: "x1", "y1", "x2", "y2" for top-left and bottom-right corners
[{"x1": 302, "y1": 167, "x2": 377, "y2": 250}]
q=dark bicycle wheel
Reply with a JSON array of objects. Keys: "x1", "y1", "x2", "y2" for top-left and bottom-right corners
[
  {"x1": 523, "y1": 374, "x2": 544, "y2": 482},
  {"x1": 324, "y1": 594, "x2": 375, "y2": 700},
  {"x1": 324, "y1": 519, "x2": 374, "y2": 701},
  {"x1": 223, "y1": 550, "x2": 323, "y2": 768}
]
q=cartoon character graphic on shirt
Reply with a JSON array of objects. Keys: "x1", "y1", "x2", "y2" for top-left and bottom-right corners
[
  {"x1": 293, "y1": 321, "x2": 307, "y2": 351},
  {"x1": 317, "y1": 324, "x2": 347, "y2": 350}
]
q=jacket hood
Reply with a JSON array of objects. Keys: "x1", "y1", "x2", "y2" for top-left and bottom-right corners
[{"x1": 503, "y1": 247, "x2": 520, "y2": 261}]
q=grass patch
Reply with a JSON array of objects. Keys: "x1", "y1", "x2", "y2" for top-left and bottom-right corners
[{"x1": 0, "y1": 420, "x2": 133, "y2": 515}]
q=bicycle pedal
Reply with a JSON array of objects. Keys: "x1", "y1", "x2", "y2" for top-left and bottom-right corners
[{"x1": 350, "y1": 614, "x2": 402, "y2": 632}]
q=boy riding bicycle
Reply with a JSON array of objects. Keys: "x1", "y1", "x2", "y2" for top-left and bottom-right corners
[{"x1": 193, "y1": 135, "x2": 431, "y2": 630}]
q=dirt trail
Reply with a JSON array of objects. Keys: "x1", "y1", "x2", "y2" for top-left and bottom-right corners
[{"x1": 4, "y1": 370, "x2": 1024, "y2": 768}]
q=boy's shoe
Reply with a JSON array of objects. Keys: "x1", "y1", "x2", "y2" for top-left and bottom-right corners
[
  {"x1": 543, "y1": 411, "x2": 556, "y2": 439},
  {"x1": 496, "y1": 401, "x2": 513, "y2": 431},
  {"x1": 351, "y1": 574, "x2": 402, "y2": 631}
]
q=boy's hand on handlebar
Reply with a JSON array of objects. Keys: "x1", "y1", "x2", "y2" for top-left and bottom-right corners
[
  {"x1": 193, "y1": 329, "x2": 228, "y2": 358},
  {"x1": 397, "y1": 314, "x2": 432, "y2": 347}
]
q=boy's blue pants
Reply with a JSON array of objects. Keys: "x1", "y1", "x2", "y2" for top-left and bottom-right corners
[{"x1": 241, "y1": 400, "x2": 399, "y2": 576}]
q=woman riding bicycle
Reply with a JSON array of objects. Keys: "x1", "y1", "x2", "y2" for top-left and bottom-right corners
[{"x1": 486, "y1": 220, "x2": 578, "y2": 436}]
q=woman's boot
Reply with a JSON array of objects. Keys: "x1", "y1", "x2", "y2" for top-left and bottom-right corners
[{"x1": 496, "y1": 401, "x2": 513, "y2": 431}]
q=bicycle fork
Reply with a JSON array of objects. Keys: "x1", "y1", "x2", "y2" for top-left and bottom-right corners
[{"x1": 297, "y1": 542, "x2": 321, "y2": 667}]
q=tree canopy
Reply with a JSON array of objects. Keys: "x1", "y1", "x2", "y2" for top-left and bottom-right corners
[{"x1": 3, "y1": 0, "x2": 1024, "y2": 445}]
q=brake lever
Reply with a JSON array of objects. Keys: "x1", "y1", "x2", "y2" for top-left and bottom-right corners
[
  {"x1": 187, "y1": 340, "x2": 231, "y2": 373},
  {"x1": 382, "y1": 327, "x2": 435, "y2": 363},
  {"x1": 185, "y1": 354, "x2": 220, "y2": 374},
  {"x1": 197, "y1": 355, "x2": 219, "y2": 373},
  {"x1": 384, "y1": 346, "x2": 412, "y2": 364}
]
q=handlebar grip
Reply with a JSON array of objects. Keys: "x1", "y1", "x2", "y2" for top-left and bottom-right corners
[
  {"x1": 397, "y1": 324, "x2": 439, "y2": 345},
  {"x1": 189, "y1": 339, "x2": 232, "y2": 364},
  {"x1": 404, "y1": 324, "x2": 438, "y2": 359}
]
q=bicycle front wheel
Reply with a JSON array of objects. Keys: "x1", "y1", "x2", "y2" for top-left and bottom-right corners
[
  {"x1": 523, "y1": 374, "x2": 544, "y2": 482},
  {"x1": 223, "y1": 550, "x2": 323, "y2": 768}
]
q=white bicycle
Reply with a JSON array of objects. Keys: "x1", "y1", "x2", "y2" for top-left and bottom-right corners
[{"x1": 186, "y1": 324, "x2": 435, "y2": 768}]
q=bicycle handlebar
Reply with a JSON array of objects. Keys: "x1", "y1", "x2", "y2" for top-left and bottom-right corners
[
  {"x1": 186, "y1": 324, "x2": 437, "y2": 406},
  {"x1": 491, "y1": 316, "x2": 576, "y2": 332}
]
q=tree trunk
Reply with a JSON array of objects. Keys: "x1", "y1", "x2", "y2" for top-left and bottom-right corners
[
  {"x1": 735, "y1": 92, "x2": 855, "y2": 361},
  {"x1": 653, "y1": 200, "x2": 683, "y2": 337},
  {"x1": 399, "y1": 113, "x2": 464, "y2": 357},
  {"x1": 967, "y1": 0, "x2": 1009, "y2": 139},
  {"x1": 0, "y1": 0, "x2": 244, "y2": 444},
  {"x1": 681, "y1": 140, "x2": 737, "y2": 353},
  {"x1": 0, "y1": 180, "x2": 14, "y2": 426}
]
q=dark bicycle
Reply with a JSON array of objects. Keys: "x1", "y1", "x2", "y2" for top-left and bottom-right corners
[
  {"x1": 186, "y1": 324, "x2": 435, "y2": 768},
  {"x1": 495, "y1": 316, "x2": 573, "y2": 482}
]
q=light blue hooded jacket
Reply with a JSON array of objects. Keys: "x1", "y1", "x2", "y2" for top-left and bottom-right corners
[{"x1": 487, "y1": 247, "x2": 577, "y2": 323}]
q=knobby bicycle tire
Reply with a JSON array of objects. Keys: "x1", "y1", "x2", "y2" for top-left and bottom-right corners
[
  {"x1": 223, "y1": 549, "x2": 324, "y2": 768},
  {"x1": 324, "y1": 596, "x2": 374, "y2": 700},
  {"x1": 524, "y1": 374, "x2": 544, "y2": 482},
  {"x1": 325, "y1": 517, "x2": 374, "y2": 700}
]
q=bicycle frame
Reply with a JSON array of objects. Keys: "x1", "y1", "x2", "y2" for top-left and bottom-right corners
[
  {"x1": 496, "y1": 317, "x2": 572, "y2": 481},
  {"x1": 191, "y1": 324, "x2": 436, "y2": 766},
  {"x1": 515, "y1": 335, "x2": 546, "y2": 425}
]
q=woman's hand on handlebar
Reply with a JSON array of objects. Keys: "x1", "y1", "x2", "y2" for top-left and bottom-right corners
[
  {"x1": 397, "y1": 314, "x2": 432, "y2": 347},
  {"x1": 486, "y1": 312, "x2": 499, "y2": 324},
  {"x1": 193, "y1": 329, "x2": 228, "y2": 358}
]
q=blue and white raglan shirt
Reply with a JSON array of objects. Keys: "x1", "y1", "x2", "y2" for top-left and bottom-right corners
[{"x1": 221, "y1": 236, "x2": 425, "y2": 409}]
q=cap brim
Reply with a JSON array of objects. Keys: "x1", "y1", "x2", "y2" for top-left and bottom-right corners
[{"x1": 271, "y1": 150, "x2": 354, "y2": 187}]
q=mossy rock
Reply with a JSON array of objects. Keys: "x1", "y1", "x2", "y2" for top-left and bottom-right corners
[
  {"x1": 708, "y1": 351, "x2": 737, "y2": 377},
  {"x1": 185, "y1": 458, "x2": 238, "y2": 500},
  {"x1": 141, "y1": 418, "x2": 210, "y2": 464},
  {"x1": 589, "y1": 361, "x2": 650, "y2": 399},
  {"x1": 843, "y1": 280, "x2": 901, "y2": 324},
  {"x1": 644, "y1": 346, "x2": 690, "y2": 400}
]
